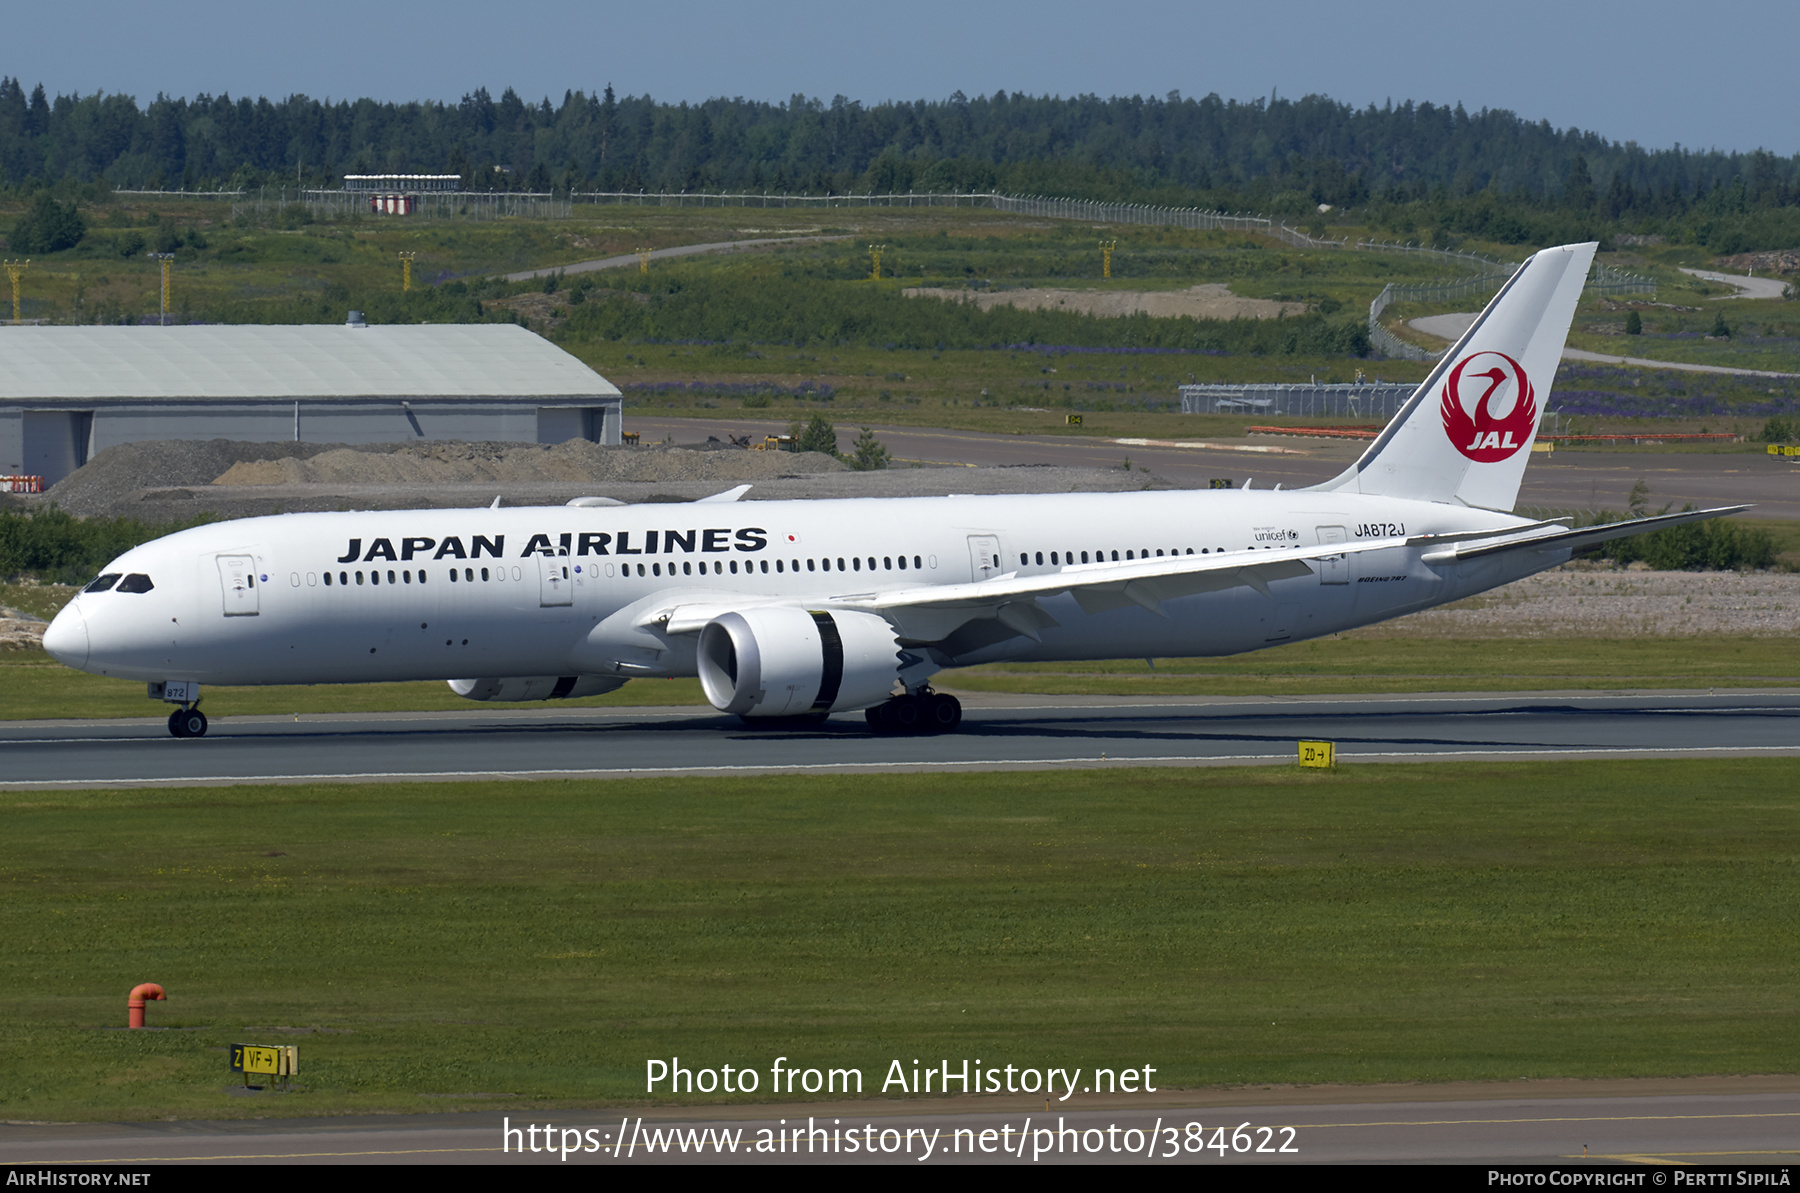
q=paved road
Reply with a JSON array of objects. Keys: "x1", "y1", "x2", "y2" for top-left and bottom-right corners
[
  {"x1": 3, "y1": 1085, "x2": 1795, "y2": 1165},
  {"x1": 502, "y1": 235, "x2": 851, "y2": 282},
  {"x1": 1680, "y1": 267, "x2": 1790, "y2": 301},
  {"x1": 2, "y1": 692, "x2": 1794, "y2": 789},
  {"x1": 629, "y1": 414, "x2": 1800, "y2": 519},
  {"x1": 1410, "y1": 312, "x2": 1800, "y2": 378}
]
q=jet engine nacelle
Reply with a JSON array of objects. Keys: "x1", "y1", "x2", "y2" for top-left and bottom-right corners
[
  {"x1": 449, "y1": 675, "x2": 627, "y2": 702},
  {"x1": 697, "y1": 607, "x2": 905, "y2": 717}
]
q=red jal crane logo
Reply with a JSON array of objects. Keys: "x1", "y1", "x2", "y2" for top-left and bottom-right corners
[{"x1": 1440, "y1": 351, "x2": 1536, "y2": 462}]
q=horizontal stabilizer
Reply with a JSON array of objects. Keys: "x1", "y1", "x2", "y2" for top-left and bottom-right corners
[{"x1": 1420, "y1": 506, "x2": 1751, "y2": 564}]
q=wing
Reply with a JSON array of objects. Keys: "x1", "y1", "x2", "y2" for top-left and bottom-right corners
[{"x1": 649, "y1": 533, "x2": 1420, "y2": 646}]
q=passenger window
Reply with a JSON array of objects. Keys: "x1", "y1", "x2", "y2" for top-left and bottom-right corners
[
  {"x1": 117, "y1": 574, "x2": 154, "y2": 594},
  {"x1": 84, "y1": 573, "x2": 121, "y2": 593},
  {"x1": 325, "y1": 572, "x2": 334, "y2": 586},
  {"x1": 356, "y1": 571, "x2": 364, "y2": 585},
  {"x1": 388, "y1": 570, "x2": 396, "y2": 584}
]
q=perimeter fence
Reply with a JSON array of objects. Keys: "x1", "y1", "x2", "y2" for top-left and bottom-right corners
[{"x1": 1179, "y1": 382, "x2": 1416, "y2": 420}]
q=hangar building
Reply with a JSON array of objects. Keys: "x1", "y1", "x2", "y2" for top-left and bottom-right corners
[{"x1": 0, "y1": 320, "x2": 623, "y2": 484}]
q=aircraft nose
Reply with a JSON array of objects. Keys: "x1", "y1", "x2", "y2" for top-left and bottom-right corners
[{"x1": 42, "y1": 603, "x2": 89, "y2": 670}]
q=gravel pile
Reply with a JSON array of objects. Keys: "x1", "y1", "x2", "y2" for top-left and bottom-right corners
[
  {"x1": 211, "y1": 439, "x2": 850, "y2": 487},
  {"x1": 1355, "y1": 564, "x2": 1800, "y2": 638},
  {"x1": 30, "y1": 438, "x2": 1173, "y2": 522}
]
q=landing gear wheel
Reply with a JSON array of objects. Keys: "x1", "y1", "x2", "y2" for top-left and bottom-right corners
[
  {"x1": 169, "y1": 708, "x2": 208, "y2": 738},
  {"x1": 866, "y1": 693, "x2": 961, "y2": 735},
  {"x1": 925, "y1": 693, "x2": 962, "y2": 732},
  {"x1": 890, "y1": 696, "x2": 923, "y2": 734}
]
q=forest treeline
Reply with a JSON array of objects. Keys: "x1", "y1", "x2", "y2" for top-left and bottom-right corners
[{"x1": 4, "y1": 79, "x2": 1800, "y2": 235}]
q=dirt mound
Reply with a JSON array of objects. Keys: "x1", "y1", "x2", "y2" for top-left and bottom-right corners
[
  {"x1": 40, "y1": 438, "x2": 850, "y2": 520},
  {"x1": 44, "y1": 439, "x2": 353, "y2": 518},
  {"x1": 905, "y1": 284, "x2": 1307, "y2": 320},
  {"x1": 210, "y1": 440, "x2": 847, "y2": 486}
]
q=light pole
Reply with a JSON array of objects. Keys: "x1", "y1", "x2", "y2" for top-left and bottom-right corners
[
  {"x1": 868, "y1": 243, "x2": 886, "y2": 281},
  {"x1": 398, "y1": 251, "x2": 417, "y2": 292},
  {"x1": 3, "y1": 259, "x2": 27, "y2": 324},
  {"x1": 1099, "y1": 240, "x2": 1117, "y2": 280},
  {"x1": 148, "y1": 253, "x2": 175, "y2": 325}
]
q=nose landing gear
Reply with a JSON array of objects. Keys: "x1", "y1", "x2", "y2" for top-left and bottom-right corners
[
  {"x1": 864, "y1": 689, "x2": 962, "y2": 735},
  {"x1": 167, "y1": 706, "x2": 208, "y2": 738}
]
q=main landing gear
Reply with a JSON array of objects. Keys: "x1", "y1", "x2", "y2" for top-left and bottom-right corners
[
  {"x1": 167, "y1": 706, "x2": 208, "y2": 738},
  {"x1": 864, "y1": 690, "x2": 962, "y2": 735}
]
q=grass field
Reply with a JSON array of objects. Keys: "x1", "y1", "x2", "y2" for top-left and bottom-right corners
[{"x1": 2, "y1": 761, "x2": 1796, "y2": 1121}]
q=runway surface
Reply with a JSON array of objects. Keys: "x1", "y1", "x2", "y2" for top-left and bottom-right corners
[
  {"x1": 627, "y1": 415, "x2": 1800, "y2": 519},
  {"x1": 3, "y1": 691, "x2": 1795, "y2": 788},
  {"x1": 4, "y1": 1084, "x2": 1796, "y2": 1165}
]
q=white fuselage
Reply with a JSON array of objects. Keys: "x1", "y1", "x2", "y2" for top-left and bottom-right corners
[{"x1": 47, "y1": 488, "x2": 1561, "y2": 690}]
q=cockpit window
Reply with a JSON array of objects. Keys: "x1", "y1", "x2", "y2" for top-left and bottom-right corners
[
  {"x1": 116, "y1": 574, "x2": 155, "y2": 594},
  {"x1": 83, "y1": 573, "x2": 122, "y2": 593}
]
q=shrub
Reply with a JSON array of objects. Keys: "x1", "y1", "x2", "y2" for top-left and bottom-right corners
[
  {"x1": 794, "y1": 414, "x2": 838, "y2": 456},
  {"x1": 0, "y1": 508, "x2": 207, "y2": 585},
  {"x1": 1586, "y1": 508, "x2": 1775, "y2": 571},
  {"x1": 9, "y1": 194, "x2": 87, "y2": 254},
  {"x1": 846, "y1": 426, "x2": 890, "y2": 471}
]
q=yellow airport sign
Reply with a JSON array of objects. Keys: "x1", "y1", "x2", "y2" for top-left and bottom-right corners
[
  {"x1": 231, "y1": 1043, "x2": 297, "y2": 1079},
  {"x1": 1298, "y1": 740, "x2": 1336, "y2": 768}
]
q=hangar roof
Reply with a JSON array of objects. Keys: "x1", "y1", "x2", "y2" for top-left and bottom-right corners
[{"x1": 0, "y1": 324, "x2": 619, "y2": 403}]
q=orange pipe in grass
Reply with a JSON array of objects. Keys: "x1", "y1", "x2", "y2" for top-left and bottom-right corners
[{"x1": 127, "y1": 983, "x2": 165, "y2": 1029}]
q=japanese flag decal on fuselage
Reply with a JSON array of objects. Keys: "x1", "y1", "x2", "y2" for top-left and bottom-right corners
[{"x1": 1311, "y1": 241, "x2": 1595, "y2": 512}]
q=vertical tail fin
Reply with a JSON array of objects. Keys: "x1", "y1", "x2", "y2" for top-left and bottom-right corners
[{"x1": 1312, "y1": 241, "x2": 1595, "y2": 510}]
